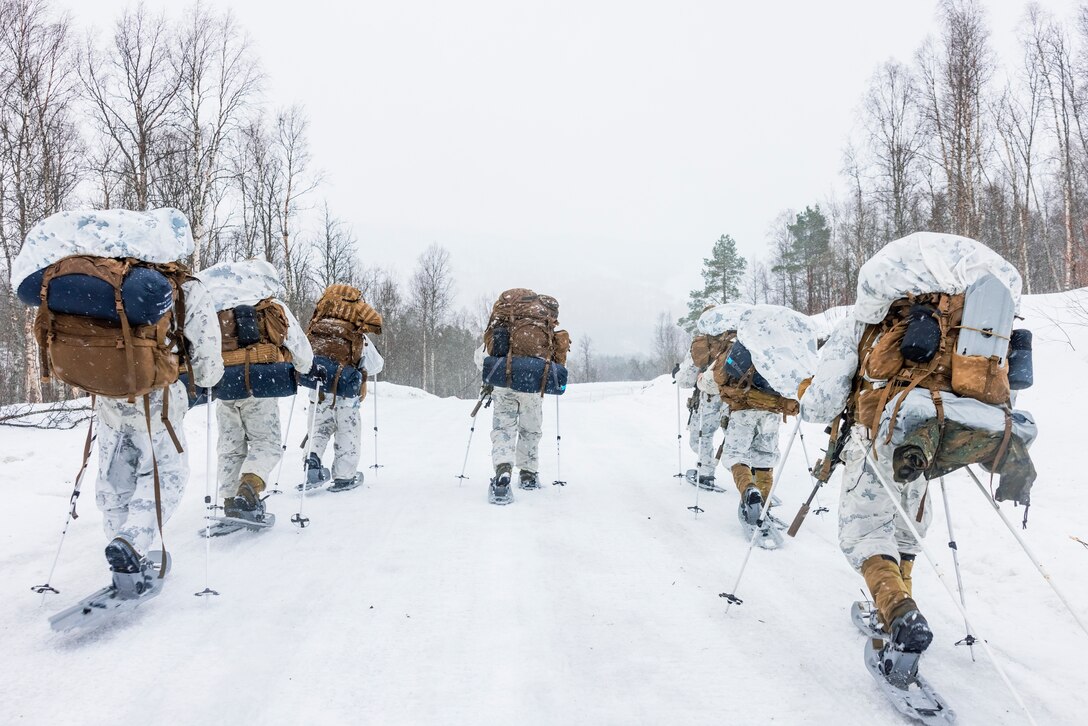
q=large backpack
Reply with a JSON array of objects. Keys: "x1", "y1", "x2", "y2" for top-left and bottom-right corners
[
  {"x1": 712, "y1": 340, "x2": 799, "y2": 417},
  {"x1": 484, "y1": 288, "x2": 570, "y2": 395},
  {"x1": 216, "y1": 298, "x2": 294, "y2": 398},
  {"x1": 304, "y1": 284, "x2": 382, "y2": 404},
  {"x1": 33, "y1": 255, "x2": 193, "y2": 401},
  {"x1": 690, "y1": 331, "x2": 735, "y2": 370}
]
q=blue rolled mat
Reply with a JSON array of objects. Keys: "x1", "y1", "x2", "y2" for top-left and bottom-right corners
[
  {"x1": 298, "y1": 356, "x2": 365, "y2": 398},
  {"x1": 181, "y1": 362, "x2": 297, "y2": 403},
  {"x1": 483, "y1": 355, "x2": 567, "y2": 396},
  {"x1": 18, "y1": 266, "x2": 174, "y2": 325}
]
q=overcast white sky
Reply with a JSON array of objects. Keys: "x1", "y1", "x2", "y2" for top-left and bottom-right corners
[{"x1": 71, "y1": 0, "x2": 1079, "y2": 354}]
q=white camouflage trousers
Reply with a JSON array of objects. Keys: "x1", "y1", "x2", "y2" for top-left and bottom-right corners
[
  {"x1": 688, "y1": 393, "x2": 726, "y2": 478},
  {"x1": 491, "y1": 388, "x2": 544, "y2": 473},
  {"x1": 94, "y1": 381, "x2": 189, "y2": 556},
  {"x1": 720, "y1": 408, "x2": 780, "y2": 469},
  {"x1": 216, "y1": 397, "x2": 282, "y2": 497},
  {"x1": 306, "y1": 393, "x2": 363, "y2": 481},
  {"x1": 838, "y1": 425, "x2": 933, "y2": 571}
]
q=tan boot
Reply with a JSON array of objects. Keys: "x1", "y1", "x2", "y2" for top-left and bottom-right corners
[
  {"x1": 753, "y1": 467, "x2": 774, "y2": 501},
  {"x1": 731, "y1": 463, "x2": 753, "y2": 495},
  {"x1": 239, "y1": 472, "x2": 266, "y2": 496},
  {"x1": 899, "y1": 554, "x2": 916, "y2": 599},
  {"x1": 861, "y1": 555, "x2": 917, "y2": 631}
]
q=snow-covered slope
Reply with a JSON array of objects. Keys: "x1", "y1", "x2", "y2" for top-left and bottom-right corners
[{"x1": 2, "y1": 294, "x2": 1087, "y2": 725}]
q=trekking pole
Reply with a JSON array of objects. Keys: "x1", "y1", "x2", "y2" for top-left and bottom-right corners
[
  {"x1": 965, "y1": 466, "x2": 1088, "y2": 638},
  {"x1": 369, "y1": 374, "x2": 383, "y2": 471},
  {"x1": 866, "y1": 455, "x2": 1038, "y2": 725},
  {"x1": 687, "y1": 398, "x2": 707, "y2": 515},
  {"x1": 553, "y1": 395, "x2": 566, "y2": 488},
  {"x1": 673, "y1": 378, "x2": 685, "y2": 480},
  {"x1": 720, "y1": 416, "x2": 802, "y2": 609},
  {"x1": 292, "y1": 381, "x2": 322, "y2": 528},
  {"x1": 195, "y1": 389, "x2": 220, "y2": 598},
  {"x1": 1073, "y1": 536, "x2": 1088, "y2": 550},
  {"x1": 32, "y1": 401, "x2": 97, "y2": 603},
  {"x1": 267, "y1": 393, "x2": 299, "y2": 496},
  {"x1": 939, "y1": 477, "x2": 975, "y2": 659},
  {"x1": 457, "y1": 388, "x2": 491, "y2": 485}
]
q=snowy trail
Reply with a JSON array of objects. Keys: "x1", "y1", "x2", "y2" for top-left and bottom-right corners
[{"x1": 3, "y1": 297, "x2": 1088, "y2": 725}]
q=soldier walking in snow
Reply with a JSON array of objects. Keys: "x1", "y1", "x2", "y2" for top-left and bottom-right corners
[
  {"x1": 198, "y1": 260, "x2": 313, "y2": 522},
  {"x1": 299, "y1": 284, "x2": 384, "y2": 492},
  {"x1": 711, "y1": 305, "x2": 817, "y2": 547},
  {"x1": 11, "y1": 208, "x2": 223, "y2": 601},
  {"x1": 801, "y1": 233, "x2": 1037, "y2": 706},
  {"x1": 476, "y1": 288, "x2": 571, "y2": 505}
]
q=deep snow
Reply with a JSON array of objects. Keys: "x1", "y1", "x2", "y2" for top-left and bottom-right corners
[{"x1": 1, "y1": 294, "x2": 1087, "y2": 725}]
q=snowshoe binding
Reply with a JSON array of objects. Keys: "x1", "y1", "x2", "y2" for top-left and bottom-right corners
[
  {"x1": 328, "y1": 472, "x2": 364, "y2": 493},
  {"x1": 685, "y1": 469, "x2": 726, "y2": 492},
  {"x1": 738, "y1": 487, "x2": 784, "y2": 549},
  {"x1": 49, "y1": 540, "x2": 169, "y2": 632},
  {"x1": 204, "y1": 477, "x2": 275, "y2": 537},
  {"x1": 851, "y1": 601, "x2": 954, "y2": 724},
  {"x1": 297, "y1": 453, "x2": 332, "y2": 491},
  {"x1": 518, "y1": 470, "x2": 540, "y2": 490},
  {"x1": 489, "y1": 467, "x2": 514, "y2": 505}
]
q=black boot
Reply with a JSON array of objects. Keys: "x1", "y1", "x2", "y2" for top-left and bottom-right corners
[
  {"x1": 305, "y1": 453, "x2": 329, "y2": 485},
  {"x1": 740, "y1": 486, "x2": 764, "y2": 525},
  {"x1": 489, "y1": 465, "x2": 513, "y2": 504},
  {"x1": 889, "y1": 607, "x2": 934, "y2": 654},
  {"x1": 518, "y1": 470, "x2": 539, "y2": 490},
  {"x1": 104, "y1": 537, "x2": 142, "y2": 574}
]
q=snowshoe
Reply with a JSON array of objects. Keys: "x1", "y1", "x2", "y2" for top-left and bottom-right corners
[
  {"x1": 489, "y1": 471, "x2": 514, "y2": 505},
  {"x1": 738, "y1": 487, "x2": 784, "y2": 549},
  {"x1": 685, "y1": 469, "x2": 726, "y2": 493},
  {"x1": 304, "y1": 453, "x2": 331, "y2": 488},
  {"x1": 328, "y1": 472, "x2": 364, "y2": 493},
  {"x1": 851, "y1": 601, "x2": 955, "y2": 724},
  {"x1": 201, "y1": 513, "x2": 276, "y2": 538},
  {"x1": 519, "y1": 470, "x2": 540, "y2": 490},
  {"x1": 49, "y1": 550, "x2": 169, "y2": 632}
]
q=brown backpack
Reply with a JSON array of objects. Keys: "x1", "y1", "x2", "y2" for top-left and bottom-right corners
[
  {"x1": 485, "y1": 288, "x2": 569, "y2": 364},
  {"x1": 306, "y1": 284, "x2": 383, "y2": 368},
  {"x1": 306, "y1": 284, "x2": 382, "y2": 404},
  {"x1": 711, "y1": 343, "x2": 799, "y2": 417},
  {"x1": 691, "y1": 332, "x2": 735, "y2": 370},
  {"x1": 34, "y1": 256, "x2": 193, "y2": 401},
  {"x1": 217, "y1": 298, "x2": 294, "y2": 395}
]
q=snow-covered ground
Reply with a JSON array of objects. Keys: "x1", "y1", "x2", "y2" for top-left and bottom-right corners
[{"x1": 2, "y1": 293, "x2": 1087, "y2": 725}]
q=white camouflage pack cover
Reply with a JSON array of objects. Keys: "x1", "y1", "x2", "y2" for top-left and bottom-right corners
[
  {"x1": 697, "y1": 303, "x2": 750, "y2": 336},
  {"x1": 11, "y1": 207, "x2": 194, "y2": 289},
  {"x1": 736, "y1": 304, "x2": 819, "y2": 400},
  {"x1": 854, "y1": 232, "x2": 1022, "y2": 324},
  {"x1": 196, "y1": 259, "x2": 284, "y2": 311}
]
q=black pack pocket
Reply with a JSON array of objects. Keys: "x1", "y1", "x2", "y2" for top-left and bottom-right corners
[
  {"x1": 901, "y1": 305, "x2": 941, "y2": 363},
  {"x1": 234, "y1": 305, "x2": 261, "y2": 347}
]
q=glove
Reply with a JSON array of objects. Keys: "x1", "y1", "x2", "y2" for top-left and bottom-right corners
[{"x1": 310, "y1": 365, "x2": 329, "y2": 384}]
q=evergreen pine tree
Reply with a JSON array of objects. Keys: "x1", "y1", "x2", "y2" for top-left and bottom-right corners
[{"x1": 680, "y1": 234, "x2": 747, "y2": 331}]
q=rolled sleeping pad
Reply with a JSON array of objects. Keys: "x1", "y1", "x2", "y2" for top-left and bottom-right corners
[
  {"x1": 298, "y1": 355, "x2": 365, "y2": 398},
  {"x1": 723, "y1": 341, "x2": 779, "y2": 396},
  {"x1": 1008, "y1": 329, "x2": 1033, "y2": 390},
  {"x1": 482, "y1": 355, "x2": 567, "y2": 395},
  {"x1": 180, "y1": 362, "x2": 297, "y2": 403},
  {"x1": 17, "y1": 265, "x2": 174, "y2": 326}
]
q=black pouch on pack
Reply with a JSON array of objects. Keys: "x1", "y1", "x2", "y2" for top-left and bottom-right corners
[
  {"x1": 234, "y1": 305, "x2": 261, "y2": 347},
  {"x1": 1008, "y1": 329, "x2": 1033, "y2": 390},
  {"x1": 725, "y1": 341, "x2": 778, "y2": 395},
  {"x1": 901, "y1": 304, "x2": 941, "y2": 363}
]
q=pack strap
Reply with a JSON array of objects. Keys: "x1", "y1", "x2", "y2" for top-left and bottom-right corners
[
  {"x1": 114, "y1": 260, "x2": 138, "y2": 403},
  {"x1": 330, "y1": 364, "x2": 344, "y2": 408},
  {"x1": 955, "y1": 325, "x2": 1011, "y2": 342},
  {"x1": 142, "y1": 394, "x2": 168, "y2": 580}
]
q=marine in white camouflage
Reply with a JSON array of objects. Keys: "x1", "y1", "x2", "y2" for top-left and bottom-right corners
[
  {"x1": 197, "y1": 260, "x2": 314, "y2": 498},
  {"x1": 10, "y1": 208, "x2": 225, "y2": 558},
  {"x1": 306, "y1": 335, "x2": 384, "y2": 481}
]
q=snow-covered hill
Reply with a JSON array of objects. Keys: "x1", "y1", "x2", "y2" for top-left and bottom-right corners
[{"x1": 2, "y1": 293, "x2": 1087, "y2": 725}]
